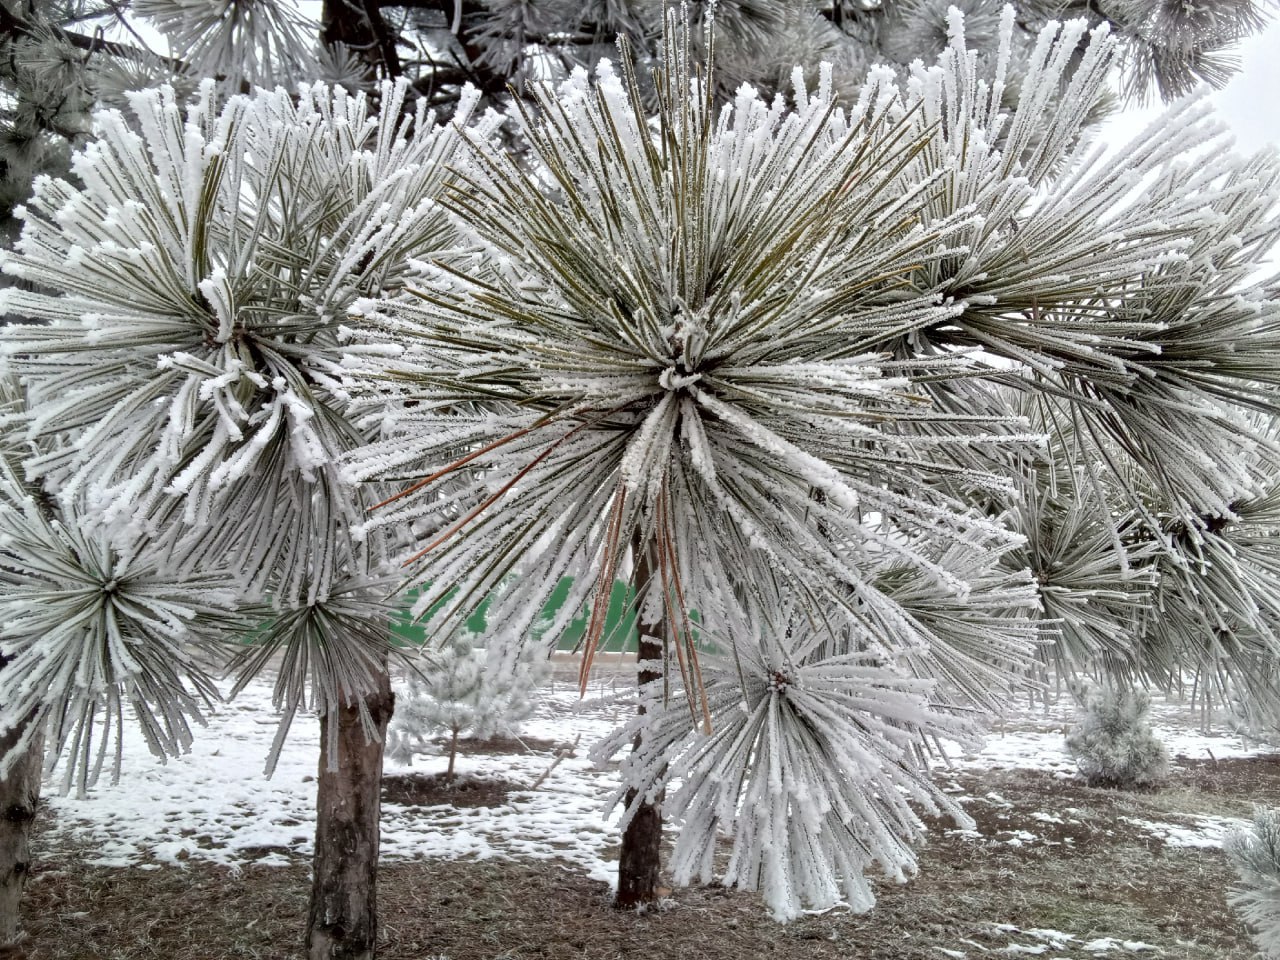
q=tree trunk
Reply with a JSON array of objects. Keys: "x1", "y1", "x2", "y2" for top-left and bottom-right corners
[
  {"x1": 0, "y1": 714, "x2": 41, "y2": 950},
  {"x1": 615, "y1": 541, "x2": 666, "y2": 909},
  {"x1": 306, "y1": 668, "x2": 394, "y2": 960},
  {"x1": 445, "y1": 726, "x2": 459, "y2": 783}
]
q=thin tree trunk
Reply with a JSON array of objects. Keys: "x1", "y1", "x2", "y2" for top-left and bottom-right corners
[
  {"x1": 306, "y1": 667, "x2": 394, "y2": 960},
  {"x1": 615, "y1": 539, "x2": 665, "y2": 909},
  {"x1": 446, "y1": 726, "x2": 459, "y2": 782},
  {"x1": 0, "y1": 713, "x2": 41, "y2": 950}
]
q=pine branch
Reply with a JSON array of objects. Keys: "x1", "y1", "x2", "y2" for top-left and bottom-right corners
[
  {"x1": 0, "y1": 0, "x2": 186, "y2": 71},
  {"x1": 323, "y1": 0, "x2": 401, "y2": 79}
]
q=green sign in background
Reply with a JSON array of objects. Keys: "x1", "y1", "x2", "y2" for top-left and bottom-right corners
[{"x1": 390, "y1": 578, "x2": 641, "y2": 652}]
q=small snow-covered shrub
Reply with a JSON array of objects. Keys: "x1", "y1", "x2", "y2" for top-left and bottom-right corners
[
  {"x1": 388, "y1": 634, "x2": 548, "y2": 779},
  {"x1": 1226, "y1": 807, "x2": 1280, "y2": 959},
  {"x1": 1066, "y1": 686, "x2": 1169, "y2": 788}
]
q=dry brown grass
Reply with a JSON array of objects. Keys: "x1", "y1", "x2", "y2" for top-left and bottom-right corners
[{"x1": 21, "y1": 757, "x2": 1274, "y2": 960}]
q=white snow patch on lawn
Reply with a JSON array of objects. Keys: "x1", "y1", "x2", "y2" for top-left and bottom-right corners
[
  {"x1": 986, "y1": 925, "x2": 1162, "y2": 956},
  {"x1": 1121, "y1": 813, "x2": 1246, "y2": 849},
  {"x1": 36, "y1": 674, "x2": 1280, "y2": 951},
  {"x1": 935, "y1": 730, "x2": 1078, "y2": 776},
  {"x1": 1081, "y1": 937, "x2": 1160, "y2": 953},
  {"x1": 929, "y1": 693, "x2": 1278, "y2": 780},
  {"x1": 40, "y1": 679, "x2": 626, "y2": 885}
]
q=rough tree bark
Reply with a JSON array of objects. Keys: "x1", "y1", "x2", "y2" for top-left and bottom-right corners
[
  {"x1": 0, "y1": 707, "x2": 41, "y2": 952},
  {"x1": 615, "y1": 540, "x2": 666, "y2": 909},
  {"x1": 306, "y1": 667, "x2": 395, "y2": 960}
]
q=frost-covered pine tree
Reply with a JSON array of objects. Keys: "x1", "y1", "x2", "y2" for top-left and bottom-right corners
[
  {"x1": 334, "y1": 0, "x2": 1275, "y2": 112},
  {"x1": 0, "y1": 78, "x2": 485, "y2": 959},
  {"x1": 388, "y1": 634, "x2": 548, "y2": 780},
  {"x1": 0, "y1": 0, "x2": 1277, "y2": 946},
  {"x1": 0, "y1": 406, "x2": 256, "y2": 945},
  {"x1": 976, "y1": 160, "x2": 1280, "y2": 722},
  {"x1": 1065, "y1": 686, "x2": 1170, "y2": 788},
  {"x1": 343, "y1": 6, "x2": 1280, "y2": 919},
  {"x1": 994, "y1": 400, "x2": 1160, "y2": 687}
]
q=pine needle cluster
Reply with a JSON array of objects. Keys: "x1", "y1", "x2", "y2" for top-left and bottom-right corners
[
  {"x1": 0, "y1": 78, "x2": 486, "y2": 776},
  {"x1": 1226, "y1": 806, "x2": 1280, "y2": 958}
]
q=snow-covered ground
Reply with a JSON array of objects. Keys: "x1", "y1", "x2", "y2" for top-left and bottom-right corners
[
  {"x1": 39, "y1": 677, "x2": 628, "y2": 885},
  {"x1": 37, "y1": 674, "x2": 1279, "y2": 887}
]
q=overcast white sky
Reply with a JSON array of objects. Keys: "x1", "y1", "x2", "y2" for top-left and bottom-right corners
[
  {"x1": 1209, "y1": 19, "x2": 1280, "y2": 153},
  {"x1": 1103, "y1": 18, "x2": 1280, "y2": 153}
]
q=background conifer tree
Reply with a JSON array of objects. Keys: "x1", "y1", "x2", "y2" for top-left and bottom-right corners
[{"x1": 387, "y1": 632, "x2": 548, "y2": 780}]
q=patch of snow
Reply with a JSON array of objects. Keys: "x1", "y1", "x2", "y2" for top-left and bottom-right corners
[
  {"x1": 1158, "y1": 727, "x2": 1271, "y2": 762},
  {"x1": 1024, "y1": 928, "x2": 1076, "y2": 946},
  {"x1": 1081, "y1": 937, "x2": 1160, "y2": 953},
  {"x1": 931, "y1": 695, "x2": 1280, "y2": 779},
  {"x1": 1000, "y1": 830, "x2": 1039, "y2": 847},
  {"x1": 41, "y1": 679, "x2": 627, "y2": 886},
  {"x1": 935, "y1": 730, "x2": 1078, "y2": 776},
  {"x1": 985, "y1": 924, "x2": 1162, "y2": 957},
  {"x1": 1121, "y1": 814, "x2": 1245, "y2": 849}
]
